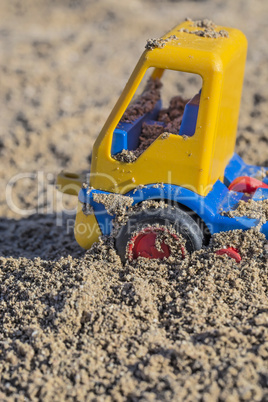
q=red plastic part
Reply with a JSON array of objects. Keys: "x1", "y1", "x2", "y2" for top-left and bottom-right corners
[
  {"x1": 215, "y1": 247, "x2": 241, "y2": 263},
  {"x1": 229, "y1": 176, "x2": 268, "y2": 195},
  {"x1": 128, "y1": 227, "x2": 185, "y2": 261}
]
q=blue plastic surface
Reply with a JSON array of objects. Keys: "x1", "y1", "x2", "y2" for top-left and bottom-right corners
[
  {"x1": 224, "y1": 153, "x2": 264, "y2": 186},
  {"x1": 179, "y1": 93, "x2": 200, "y2": 137},
  {"x1": 79, "y1": 153, "x2": 268, "y2": 238},
  {"x1": 111, "y1": 91, "x2": 204, "y2": 155},
  {"x1": 111, "y1": 99, "x2": 162, "y2": 155}
]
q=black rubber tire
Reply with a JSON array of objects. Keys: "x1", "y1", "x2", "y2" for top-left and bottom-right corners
[{"x1": 115, "y1": 205, "x2": 203, "y2": 263}]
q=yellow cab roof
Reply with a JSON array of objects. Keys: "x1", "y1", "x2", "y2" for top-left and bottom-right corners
[{"x1": 143, "y1": 19, "x2": 247, "y2": 75}]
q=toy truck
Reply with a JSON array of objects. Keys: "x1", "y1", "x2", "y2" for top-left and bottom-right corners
[{"x1": 57, "y1": 20, "x2": 268, "y2": 262}]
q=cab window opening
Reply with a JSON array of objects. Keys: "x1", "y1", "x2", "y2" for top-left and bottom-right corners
[{"x1": 111, "y1": 68, "x2": 203, "y2": 163}]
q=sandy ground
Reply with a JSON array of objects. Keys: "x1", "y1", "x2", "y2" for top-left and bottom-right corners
[{"x1": 0, "y1": 0, "x2": 268, "y2": 401}]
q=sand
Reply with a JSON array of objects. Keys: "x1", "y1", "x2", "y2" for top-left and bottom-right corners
[
  {"x1": 0, "y1": 1, "x2": 268, "y2": 401},
  {"x1": 1, "y1": 230, "x2": 268, "y2": 401},
  {"x1": 113, "y1": 77, "x2": 188, "y2": 162}
]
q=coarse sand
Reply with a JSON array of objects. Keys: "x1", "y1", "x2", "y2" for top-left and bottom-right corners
[
  {"x1": 1, "y1": 1, "x2": 268, "y2": 401},
  {"x1": 0, "y1": 229, "x2": 268, "y2": 401},
  {"x1": 113, "y1": 79, "x2": 188, "y2": 162}
]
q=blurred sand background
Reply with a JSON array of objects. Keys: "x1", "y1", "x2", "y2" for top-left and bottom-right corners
[
  {"x1": 0, "y1": 1, "x2": 268, "y2": 401},
  {"x1": 1, "y1": 0, "x2": 268, "y2": 219}
]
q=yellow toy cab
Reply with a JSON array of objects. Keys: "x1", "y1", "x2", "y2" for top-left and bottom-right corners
[{"x1": 57, "y1": 20, "x2": 268, "y2": 263}]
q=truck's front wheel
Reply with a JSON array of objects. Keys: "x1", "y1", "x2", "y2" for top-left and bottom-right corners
[{"x1": 115, "y1": 205, "x2": 203, "y2": 263}]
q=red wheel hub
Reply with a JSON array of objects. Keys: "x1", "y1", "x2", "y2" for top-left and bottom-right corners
[
  {"x1": 229, "y1": 176, "x2": 268, "y2": 195},
  {"x1": 215, "y1": 247, "x2": 241, "y2": 263},
  {"x1": 128, "y1": 227, "x2": 185, "y2": 261}
]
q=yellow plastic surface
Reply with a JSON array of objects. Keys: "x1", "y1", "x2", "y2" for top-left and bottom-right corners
[
  {"x1": 57, "y1": 171, "x2": 84, "y2": 196},
  {"x1": 74, "y1": 201, "x2": 102, "y2": 248},
  {"x1": 90, "y1": 20, "x2": 247, "y2": 196}
]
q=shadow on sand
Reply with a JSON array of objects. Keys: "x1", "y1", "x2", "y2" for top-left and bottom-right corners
[{"x1": 0, "y1": 212, "x2": 85, "y2": 260}]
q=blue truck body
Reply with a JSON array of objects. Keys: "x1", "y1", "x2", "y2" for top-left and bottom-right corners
[{"x1": 79, "y1": 153, "x2": 268, "y2": 239}]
